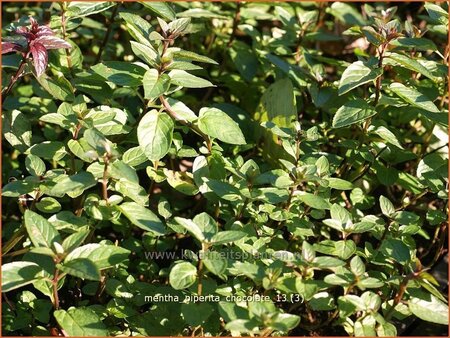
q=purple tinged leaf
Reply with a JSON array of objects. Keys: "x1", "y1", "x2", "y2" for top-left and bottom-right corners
[
  {"x1": 35, "y1": 26, "x2": 54, "y2": 38},
  {"x1": 15, "y1": 27, "x2": 33, "y2": 40},
  {"x1": 1, "y1": 41, "x2": 22, "y2": 54},
  {"x1": 35, "y1": 36, "x2": 71, "y2": 50},
  {"x1": 30, "y1": 41, "x2": 48, "y2": 77}
]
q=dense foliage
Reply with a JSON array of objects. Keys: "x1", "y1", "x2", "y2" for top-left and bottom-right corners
[{"x1": 1, "y1": 2, "x2": 448, "y2": 336}]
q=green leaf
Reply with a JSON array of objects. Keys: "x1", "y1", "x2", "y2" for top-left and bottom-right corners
[
  {"x1": 35, "y1": 197, "x2": 62, "y2": 214},
  {"x1": 385, "y1": 53, "x2": 438, "y2": 82},
  {"x1": 119, "y1": 12, "x2": 154, "y2": 46},
  {"x1": 338, "y1": 60, "x2": 382, "y2": 95},
  {"x1": 137, "y1": 110, "x2": 174, "y2": 161},
  {"x1": 130, "y1": 41, "x2": 159, "y2": 67},
  {"x1": 350, "y1": 256, "x2": 365, "y2": 276},
  {"x1": 203, "y1": 251, "x2": 227, "y2": 277},
  {"x1": 198, "y1": 108, "x2": 246, "y2": 145},
  {"x1": 122, "y1": 146, "x2": 148, "y2": 167},
  {"x1": 172, "y1": 49, "x2": 218, "y2": 65},
  {"x1": 164, "y1": 169, "x2": 199, "y2": 196},
  {"x1": 204, "y1": 179, "x2": 242, "y2": 201},
  {"x1": 309, "y1": 292, "x2": 336, "y2": 311},
  {"x1": 168, "y1": 69, "x2": 214, "y2": 88},
  {"x1": 24, "y1": 210, "x2": 61, "y2": 249},
  {"x1": 169, "y1": 262, "x2": 197, "y2": 290},
  {"x1": 389, "y1": 82, "x2": 440, "y2": 113},
  {"x1": 51, "y1": 171, "x2": 97, "y2": 197},
  {"x1": 390, "y1": 37, "x2": 437, "y2": 52},
  {"x1": 119, "y1": 202, "x2": 166, "y2": 235},
  {"x1": 313, "y1": 256, "x2": 345, "y2": 268},
  {"x1": 61, "y1": 226, "x2": 91, "y2": 253},
  {"x1": 376, "y1": 321, "x2": 397, "y2": 337},
  {"x1": 174, "y1": 217, "x2": 205, "y2": 241},
  {"x1": 67, "y1": 2, "x2": 115, "y2": 18},
  {"x1": 326, "y1": 178, "x2": 354, "y2": 190},
  {"x1": 210, "y1": 231, "x2": 247, "y2": 245},
  {"x1": 269, "y1": 313, "x2": 301, "y2": 332},
  {"x1": 115, "y1": 180, "x2": 148, "y2": 206},
  {"x1": 28, "y1": 141, "x2": 66, "y2": 161},
  {"x1": 54, "y1": 307, "x2": 108, "y2": 336},
  {"x1": 361, "y1": 26, "x2": 385, "y2": 46},
  {"x1": 358, "y1": 277, "x2": 384, "y2": 288},
  {"x1": 142, "y1": 69, "x2": 170, "y2": 100},
  {"x1": 424, "y1": 3, "x2": 448, "y2": 25},
  {"x1": 58, "y1": 258, "x2": 101, "y2": 281},
  {"x1": 409, "y1": 294, "x2": 448, "y2": 325},
  {"x1": 25, "y1": 154, "x2": 46, "y2": 176},
  {"x1": 181, "y1": 303, "x2": 214, "y2": 326},
  {"x1": 193, "y1": 212, "x2": 218, "y2": 239},
  {"x1": 36, "y1": 73, "x2": 75, "y2": 102},
  {"x1": 334, "y1": 240, "x2": 356, "y2": 260},
  {"x1": 141, "y1": 1, "x2": 176, "y2": 21},
  {"x1": 3, "y1": 109, "x2": 32, "y2": 152},
  {"x1": 2, "y1": 179, "x2": 38, "y2": 197},
  {"x1": 1, "y1": 262, "x2": 43, "y2": 292},
  {"x1": 91, "y1": 61, "x2": 146, "y2": 86},
  {"x1": 297, "y1": 193, "x2": 330, "y2": 210},
  {"x1": 332, "y1": 99, "x2": 377, "y2": 128},
  {"x1": 64, "y1": 244, "x2": 130, "y2": 270},
  {"x1": 379, "y1": 195, "x2": 395, "y2": 217},
  {"x1": 394, "y1": 211, "x2": 420, "y2": 225},
  {"x1": 166, "y1": 98, "x2": 198, "y2": 122},
  {"x1": 168, "y1": 18, "x2": 191, "y2": 36},
  {"x1": 370, "y1": 125, "x2": 404, "y2": 149},
  {"x1": 380, "y1": 239, "x2": 410, "y2": 264}
]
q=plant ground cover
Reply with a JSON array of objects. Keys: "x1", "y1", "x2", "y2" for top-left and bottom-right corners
[{"x1": 1, "y1": 1, "x2": 449, "y2": 337}]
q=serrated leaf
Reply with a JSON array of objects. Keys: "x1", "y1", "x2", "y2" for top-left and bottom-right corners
[
  {"x1": 371, "y1": 125, "x2": 404, "y2": 149},
  {"x1": 3, "y1": 109, "x2": 32, "y2": 152},
  {"x1": 297, "y1": 193, "x2": 330, "y2": 210},
  {"x1": 36, "y1": 197, "x2": 62, "y2": 214},
  {"x1": 51, "y1": 171, "x2": 97, "y2": 196},
  {"x1": 54, "y1": 307, "x2": 108, "y2": 336},
  {"x1": 198, "y1": 108, "x2": 246, "y2": 145},
  {"x1": 119, "y1": 12, "x2": 154, "y2": 46},
  {"x1": 169, "y1": 262, "x2": 197, "y2": 290},
  {"x1": 142, "y1": 69, "x2": 170, "y2": 100},
  {"x1": 67, "y1": 2, "x2": 115, "y2": 18},
  {"x1": 338, "y1": 60, "x2": 382, "y2": 95},
  {"x1": 385, "y1": 53, "x2": 438, "y2": 82},
  {"x1": 24, "y1": 210, "x2": 61, "y2": 249},
  {"x1": 409, "y1": 294, "x2": 448, "y2": 325},
  {"x1": 138, "y1": 110, "x2": 174, "y2": 161},
  {"x1": 380, "y1": 239, "x2": 410, "y2": 264},
  {"x1": 203, "y1": 252, "x2": 227, "y2": 277},
  {"x1": 58, "y1": 258, "x2": 101, "y2": 281},
  {"x1": 25, "y1": 154, "x2": 46, "y2": 176},
  {"x1": 92, "y1": 61, "x2": 146, "y2": 87},
  {"x1": 390, "y1": 82, "x2": 440, "y2": 113},
  {"x1": 174, "y1": 217, "x2": 205, "y2": 241},
  {"x1": 36, "y1": 73, "x2": 75, "y2": 102},
  {"x1": 210, "y1": 231, "x2": 247, "y2": 245},
  {"x1": 1, "y1": 262, "x2": 43, "y2": 292},
  {"x1": 141, "y1": 1, "x2": 176, "y2": 21},
  {"x1": 168, "y1": 69, "x2": 214, "y2": 88},
  {"x1": 172, "y1": 49, "x2": 218, "y2": 65},
  {"x1": 64, "y1": 243, "x2": 130, "y2": 270},
  {"x1": 379, "y1": 195, "x2": 395, "y2": 217},
  {"x1": 332, "y1": 99, "x2": 377, "y2": 128},
  {"x1": 131, "y1": 41, "x2": 159, "y2": 67},
  {"x1": 119, "y1": 202, "x2": 166, "y2": 235}
]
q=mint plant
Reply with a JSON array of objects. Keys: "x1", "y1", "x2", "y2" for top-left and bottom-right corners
[{"x1": 1, "y1": 2, "x2": 448, "y2": 337}]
